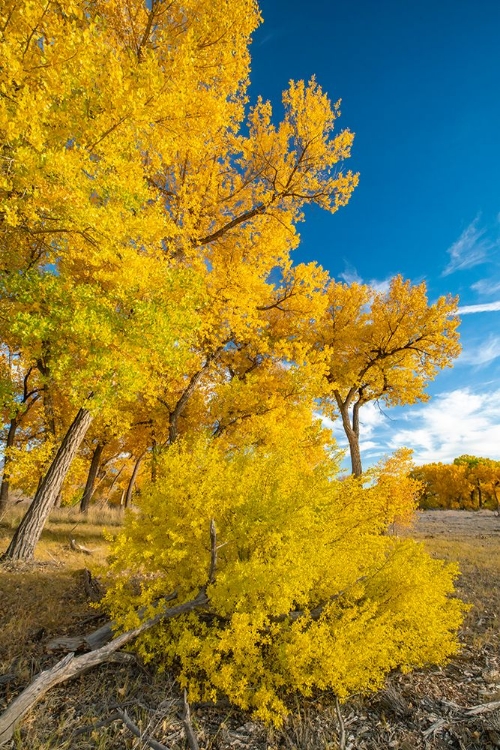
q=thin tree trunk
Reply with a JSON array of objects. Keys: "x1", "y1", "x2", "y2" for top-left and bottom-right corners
[
  {"x1": 2, "y1": 408, "x2": 94, "y2": 562},
  {"x1": 102, "y1": 465, "x2": 123, "y2": 505},
  {"x1": 151, "y1": 438, "x2": 158, "y2": 483},
  {"x1": 0, "y1": 417, "x2": 17, "y2": 515},
  {"x1": 80, "y1": 442, "x2": 104, "y2": 513},
  {"x1": 37, "y1": 358, "x2": 57, "y2": 439},
  {"x1": 124, "y1": 454, "x2": 143, "y2": 508}
]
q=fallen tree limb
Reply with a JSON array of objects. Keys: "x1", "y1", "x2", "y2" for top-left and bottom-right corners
[
  {"x1": 0, "y1": 520, "x2": 219, "y2": 747},
  {"x1": 0, "y1": 588, "x2": 209, "y2": 746},
  {"x1": 465, "y1": 699, "x2": 500, "y2": 716},
  {"x1": 46, "y1": 590, "x2": 179, "y2": 653}
]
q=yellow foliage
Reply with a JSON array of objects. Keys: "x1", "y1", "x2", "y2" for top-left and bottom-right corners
[
  {"x1": 104, "y1": 431, "x2": 466, "y2": 725},
  {"x1": 414, "y1": 456, "x2": 500, "y2": 510}
]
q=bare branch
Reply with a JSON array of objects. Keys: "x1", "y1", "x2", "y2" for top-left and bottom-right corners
[
  {"x1": 182, "y1": 690, "x2": 200, "y2": 750},
  {"x1": 115, "y1": 708, "x2": 170, "y2": 750}
]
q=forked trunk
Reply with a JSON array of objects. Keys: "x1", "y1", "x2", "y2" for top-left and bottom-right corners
[
  {"x1": 337, "y1": 400, "x2": 363, "y2": 477},
  {"x1": 2, "y1": 408, "x2": 93, "y2": 561},
  {"x1": 80, "y1": 442, "x2": 104, "y2": 513}
]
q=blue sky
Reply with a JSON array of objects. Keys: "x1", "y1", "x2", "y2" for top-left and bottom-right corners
[{"x1": 250, "y1": 0, "x2": 500, "y2": 466}]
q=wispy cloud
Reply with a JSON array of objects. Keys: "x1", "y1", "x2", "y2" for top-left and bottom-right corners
[
  {"x1": 442, "y1": 216, "x2": 497, "y2": 276},
  {"x1": 471, "y1": 278, "x2": 500, "y2": 296},
  {"x1": 459, "y1": 335, "x2": 500, "y2": 366},
  {"x1": 458, "y1": 301, "x2": 500, "y2": 314},
  {"x1": 339, "y1": 264, "x2": 392, "y2": 294},
  {"x1": 339, "y1": 263, "x2": 363, "y2": 285},
  {"x1": 389, "y1": 388, "x2": 500, "y2": 464}
]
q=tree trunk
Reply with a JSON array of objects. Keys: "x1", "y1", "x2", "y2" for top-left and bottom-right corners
[
  {"x1": 0, "y1": 417, "x2": 18, "y2": 515},
  {"x1": 124, "y1": 454, "x2": 143, "y2": 508},
  {"x1": 2, "y1": 408, "x2": 94, "y2": 562},
  {"x1": 80, "y1": 442, "x2": 104, "y2": 513},
  {"x1": 476, "y1": 480, "x2": 483, "y2": 509},
  {"x1": 151, "y1": 438, "x2": 158, "y2": 483},
  {"x1": 336, "y1": 399, "x2": 363, "y2": 477}
]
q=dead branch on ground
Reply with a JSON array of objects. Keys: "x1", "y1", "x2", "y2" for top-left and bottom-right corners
[{"x1": 0, "y1": 521, "x2": 218, "y2": 747}]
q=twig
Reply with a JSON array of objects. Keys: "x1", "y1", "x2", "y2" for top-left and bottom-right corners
[
  {"x1": 423, "y1": 717, "x2": 447, "y2": 737},
  {"x1": 465, "y1": 699, "x2": 500, "y2": 716},
  {"x1": 69, "y1": 538, "x2": 94, "y2": 555},
  {"x1": 335, "y1": 695, "x2": 346, "y2": 750},
  {"x1": 182, "y1": 689, "x2": 200, "y2": 750},
  {"x1": 71, "y1": 711, "x2": 122, "y2": 738},
  {"x1": 115, "y1": 708, "x2": 171, "y2": 750}
]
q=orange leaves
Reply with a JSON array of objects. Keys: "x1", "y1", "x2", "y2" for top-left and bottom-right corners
[{"x1": 415, "y1": 456, "x2": 500, "y2": 510}]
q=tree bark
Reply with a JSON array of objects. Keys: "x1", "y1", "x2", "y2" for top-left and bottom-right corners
[
  {"x1": 2, "y1": 408, "x2": 94, "y2": 561},
  {"x1": 476, "y1": 480, "x2": 483, "y2": 509},
  {"x1": 0, "y1": 417, "x2": 17, "y2": 515},
  {"x1": 80, "y1": 442, "x2": 104, "y2": 513},
  {"x1": 124, "y1": 454, "x2": 143, "y2": 508},
  {"x1": 335, "y1": 396, "x2": 363, "y2": 477}
]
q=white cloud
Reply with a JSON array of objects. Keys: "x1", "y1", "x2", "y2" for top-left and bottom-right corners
[
  {"x1": 471, "y1": 278, "x2": 500, "y2": 296},
  {"x1": 442, "y1": 216, "x2": 497, "y2": 276},
  {"x1": 317, "y1": 413, "x2": 337, "y2": 432},
  {"x1": 369, "y1": 278, "x2": 391, "y2": 294},
  {"x1": 339, "y1": 263, "x2": 363, "y2": 286},
  {"x1": 359, "y1": 401, "x2": 387, "y2": 437},
  {"x1": 458, "y1": 301, "x2": 500, "y2": 314},
  {"x1": 459, "y1": 336, "x2": 500, "y2": 366},
  {"x1": 388, "y1": 388, "x2": 500, "y2": 464},
  {"x1": 338, "y1": 264, "x2": 392, "y2": 294}
]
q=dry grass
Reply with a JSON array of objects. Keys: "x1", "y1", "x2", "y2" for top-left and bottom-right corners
[
  {"x1": 1, "y1": 509, "x2": 500, "y2": 749},
  {"x1": 0, "y1": 505, "x2": 117, "y2": 678}
]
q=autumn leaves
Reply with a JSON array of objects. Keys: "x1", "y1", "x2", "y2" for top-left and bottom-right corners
[
  {"x1": 0, "y1": 0, "x2": 461, "y2": 560},
  {"x1": 0, "y1": 0, "x2": 470, "y2": 728}
]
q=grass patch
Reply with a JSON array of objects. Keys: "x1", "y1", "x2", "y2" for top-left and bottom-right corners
[{"x1": 0, "y1": 504, "x2": 117, "y2": 676}]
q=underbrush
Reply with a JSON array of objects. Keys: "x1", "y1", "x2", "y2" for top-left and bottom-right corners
[{"x1": 0, "y1": 510, "x2": 499, "y2": 749}]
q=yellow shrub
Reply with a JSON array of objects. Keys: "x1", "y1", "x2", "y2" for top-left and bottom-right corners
[{"x1": 103, "y1": 433, "x2": 465, "y2": 725}]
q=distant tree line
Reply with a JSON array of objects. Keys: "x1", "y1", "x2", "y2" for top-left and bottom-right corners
[{"x1": 412, "y1": 455, "x2": 500, "y2": 511}]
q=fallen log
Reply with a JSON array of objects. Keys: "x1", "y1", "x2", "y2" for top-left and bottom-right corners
[
  {"x1": 0, "y1": 520, "x2": 219, "y2": 747},
  {"x1": 46, "y1": 590, "x2": 179, "y2": 653},
  {"x1": 0, "y1": 588, "x2": 209, "y2": 746}
]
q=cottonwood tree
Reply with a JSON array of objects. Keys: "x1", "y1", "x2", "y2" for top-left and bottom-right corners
[
  {"x1": 310, "y1": 276, "x2": 460, "y2": 476},
  {"x1": 414, "y1": 457, "x2": 500, "y2": 510},
  {"x1": 1, "y1": 0, "x2": 358, "y2": 560}
]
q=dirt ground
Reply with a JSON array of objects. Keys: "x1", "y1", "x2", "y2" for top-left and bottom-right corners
[
  {"x1": 409, "y1": 509, "x2": 500, "y2": 539},
  {"x1": 1, "y1": 510, "x2": 500, "y2": 749}
]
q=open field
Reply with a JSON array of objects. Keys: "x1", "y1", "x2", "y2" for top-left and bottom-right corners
[{"x1": 1, "y1": 509, "x2": 500, "y2": 749}]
